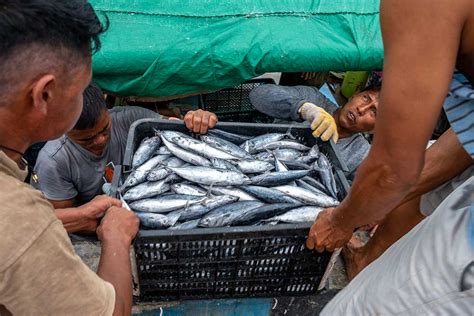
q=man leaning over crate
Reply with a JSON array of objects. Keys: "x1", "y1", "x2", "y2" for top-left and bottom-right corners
[
  {"x1": 32, "y1": 83, "x2": 217, "y2": 234},
  {"x1": 249, "y1": 83, "x2": 381, "y2": 179},
  {"x1": 307, "y1": 0, "x2": 474, "y2": 313},
  {"x1": 0, "y1": 1, "x2": 140, "y2": 314}
]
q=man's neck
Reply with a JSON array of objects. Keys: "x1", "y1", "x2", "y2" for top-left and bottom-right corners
[
  {"x1": 332, "y1": 109, "x2": 353, "y2": 139},
  {"x1": 0, "y1": 146, "x2": 24, "y2": 165},
  {"x1": 0, "y1": 122, "x2": 31, "y2": 166}
]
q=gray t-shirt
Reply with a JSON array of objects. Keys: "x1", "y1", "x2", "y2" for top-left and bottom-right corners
[
  {"x1": 249, "y1": 84, "x2": 370, "y2": 178},
  {"x1": 32, "y1": 106, "x2": 161, "y2": 204}
]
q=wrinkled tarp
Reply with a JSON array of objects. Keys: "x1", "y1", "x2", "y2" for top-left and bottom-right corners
[{"x1": 90, "y1": 0, "x2": 383, "y2": 97}]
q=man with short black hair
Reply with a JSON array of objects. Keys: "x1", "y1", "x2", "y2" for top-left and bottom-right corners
[
  {"x1": 33, "y1": 83, "x2": 217, "y2": 233},
  {"x1": 0, "y1": 1, "x2": 139, "y2": 314},
  {"x1": 250, "y1": 83, "x2": 380, "y2": 177}
]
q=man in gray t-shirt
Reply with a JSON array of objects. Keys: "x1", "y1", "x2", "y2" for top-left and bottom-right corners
[
  {"x1": 33, "y1": 105, "x2": 157, "y2": 206},
  {"x1": 33, "y1": 84, "x2": 217, "y2": 233},
  {"x1": 249, "y1": 84, "x2": 380, "y2": 177}
]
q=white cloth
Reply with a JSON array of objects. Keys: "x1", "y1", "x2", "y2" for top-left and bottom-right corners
[
  {"x1": 322, "y1": 176, "x2": 474, "y2": 315},
  {"x1": 420, "y1": 165, "x2": 474, "y2": 216}
]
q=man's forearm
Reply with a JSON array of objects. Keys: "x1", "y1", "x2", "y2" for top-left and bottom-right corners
[
  {"x1": 97, "y1": 237, "x2": 133, "y2": 316},
  {"x1": 55, "y1": 208, "x2": 95, "y2": 233},
  {"x1": 402, "y1": 128, "x2": 473, "y2": 202},
  {"x1": 249, "y1": 85, "x2": 307, "y2": 121},
  {"x1": 332, "y1": 150, "x2": 422, "y2": 229}
]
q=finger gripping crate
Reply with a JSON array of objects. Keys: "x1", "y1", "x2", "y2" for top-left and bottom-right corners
[{"x1": 123, "y1": 119, "x2": 350, "y2": 302}]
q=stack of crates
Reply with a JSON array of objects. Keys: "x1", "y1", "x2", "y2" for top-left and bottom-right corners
[{"x1": 200, "y1": 79, "x2": 275, "y2": 123}]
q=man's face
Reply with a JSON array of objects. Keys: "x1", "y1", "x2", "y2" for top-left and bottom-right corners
[
  {"x1": 67, "y1": 110, "x2": 112, "y2": 156},
  {"x1": 338, "y1": 90, "x2": 379, "y2": 133}
]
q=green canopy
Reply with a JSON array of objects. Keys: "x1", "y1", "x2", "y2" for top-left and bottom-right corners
[{"x1": 90, "y1": 0, "x2": 383, "y2": 97}]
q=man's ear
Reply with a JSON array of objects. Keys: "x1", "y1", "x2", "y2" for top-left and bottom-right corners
[{"x1": 31, "y1": 74, "x2": 56, "y2": 115}]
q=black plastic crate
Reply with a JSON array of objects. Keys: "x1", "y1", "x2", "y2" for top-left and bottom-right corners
[
  {"x1": 200, "y1": 78, "x2": 275, "y2": 115},
  {"x1": 135, "y1": 224, "x2": 330, "y2": 301},
  {"x1": 121, "y1": 119, "x2": 350, "y2": 302},
  {"x1": 214, "y1": 111, "x2": 274, "y2": 123}
]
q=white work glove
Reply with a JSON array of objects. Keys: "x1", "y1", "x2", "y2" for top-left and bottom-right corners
[{"x1": 299, "y1": 102, "x2": 339, "y2": 142}]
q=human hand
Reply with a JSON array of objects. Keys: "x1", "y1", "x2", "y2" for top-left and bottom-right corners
[
  {"x1": 306, "y1": 207, "x2": 353, "y2": 252},
  {"x1": 299, "y1": 102, "x2": 339, "y2": 142},
  {"x1": 79, "y1": 195, "x2": 121, "y2": 219},
  {"x1": 97, "y1": 206, "x2": 139, "y2": 245},
  {"x1": 184, "y1": 109, "x2": 218, "y2": 134}
]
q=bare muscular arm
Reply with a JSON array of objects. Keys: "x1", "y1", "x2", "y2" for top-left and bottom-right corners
[
  {"x1": 97, "y1": 207, "x2": 139, "y2": 316},
  {"x1": 50, "y1": 199, "x2": 94, "y2": 233},
  {"x1": 307, "y1": 0, "x2": 470, "y2": 251},
  {"x1": 50, "y1": 199, "x2": 74, "y2": 209},
  {"x1": 334, "y1": 0, "x2": 465, "y2": 228},
  {"x1": 51, "y1": 197, "x2": 121, "y2": 234}
]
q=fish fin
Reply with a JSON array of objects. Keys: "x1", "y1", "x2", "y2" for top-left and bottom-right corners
[
  {"x1": 167, "y1": 212, "x2": 181, "y2": 226},
  {"x1": 284, "y1": 126, "x2": 296, "y2": 140},
  {"x1": 206, "y1": 182, "x2": 216, "y2": 197},
  {"x1": 280, "y1": 160, "x2": 290, "y2": 170},
  {"x1": 263, "y1": 148, "x2": 274, "y2": 156},
  {"x1": 264, "y1": 148, "x2": 278, "y2": 162},
  {"x1": 206, "y1": 188, "x2": 215, "y2": 198},
  {"x1": 242, "y1": 141, "x2": 251, "y2": 153}
]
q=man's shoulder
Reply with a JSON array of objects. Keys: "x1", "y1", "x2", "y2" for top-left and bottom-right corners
[
  {"x1": 338, "y1": 133, "x2": 371, "y2": 151},
  {"x1": 335, "y1": 134, "x2": 371, "y2": 179},
  {"x1": 109, "y1": 105, "x2": 158, "y2": 119},
  {"x1": 38, "y1": 137, "x2": 70, "y2": 161},
  {"x1": 109, "y1": 106, "x2": 160, "y2": 137},
  {"x1": 335, "y1": 134, "x2": 371, "y2": 158},
  {"x1": 36, "y1": 137, "x2": 79, "y2": 168},
  {"x1": 0, "y1": 173, "x2": 57, "y2": 271}
]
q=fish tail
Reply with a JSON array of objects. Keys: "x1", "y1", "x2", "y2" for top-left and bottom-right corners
[{"x1": 285, "y1": 126, "x2": 296, "y2": 140}]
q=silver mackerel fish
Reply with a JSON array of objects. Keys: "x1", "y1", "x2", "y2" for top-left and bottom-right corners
[{"x1": 170, "y1": 166, "x2": 251, "y2": 186}]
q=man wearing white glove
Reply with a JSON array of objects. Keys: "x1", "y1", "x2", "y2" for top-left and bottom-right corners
[{"x1": 250, "y1": 84, "x2": 380, "y2": 178}]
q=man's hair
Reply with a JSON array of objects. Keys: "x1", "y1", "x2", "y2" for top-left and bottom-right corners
[
  {"x1": 0, "y1": 0, "x2": 106, "y2": 60},
  {"x1": 0, "y1": 1, "x2": 108, "y2": 104},
  {"x1": 73, "y1": 83, "x2": 107, "y2": 130},
  {"x1": 362, "y1": 81, "x2": 382, "y2": 93}
]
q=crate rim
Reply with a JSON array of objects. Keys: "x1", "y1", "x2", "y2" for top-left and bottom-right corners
[
  {"x1": 136, "y1": 222, "x2": 312, "y2": 239},
  {"x1": 124, "y1": 118, "x2": 349, "y2": 172}
]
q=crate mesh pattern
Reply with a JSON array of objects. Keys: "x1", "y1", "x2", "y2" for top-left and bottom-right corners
[
  {"x1": 201, "y1": 79, "x2": 275, "y2": 114},
  {"x1": 135, "y1": 230, "x2": 330, "y2": 301}
]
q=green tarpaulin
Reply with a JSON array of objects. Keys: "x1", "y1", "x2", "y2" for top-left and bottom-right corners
[{"x1": 90, "y1": 0, "x2": 383, "y2": 97}]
